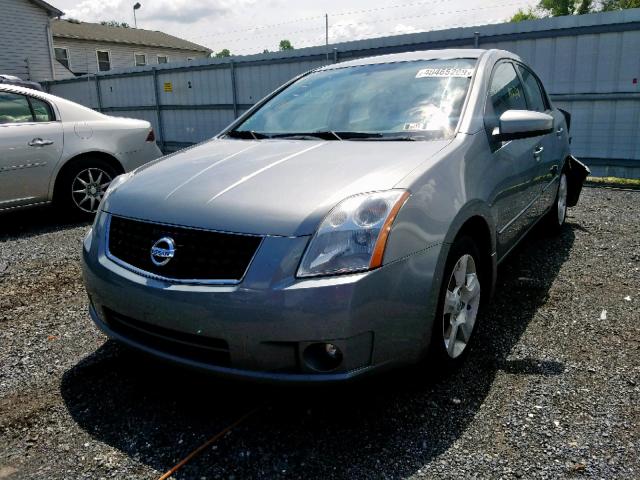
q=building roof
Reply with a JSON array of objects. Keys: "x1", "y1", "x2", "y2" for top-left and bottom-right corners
[
  {"x1": 51, "y1": 19, "x2": 211, "y2": 53},
  {"x1": 31, "y1": 0, "x2": 63, "y2": 17}
]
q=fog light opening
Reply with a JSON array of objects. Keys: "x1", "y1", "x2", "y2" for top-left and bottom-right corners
[{"x1": 303, "y1": 343, "x2": 343, "y2": 372}]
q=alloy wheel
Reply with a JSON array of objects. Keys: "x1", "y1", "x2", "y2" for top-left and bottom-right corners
[
  {"x1": 71, "y1": 168, "x2": 113, "y2": 213},
  {"x1": 557, "y1": 173, "x2": 568, "y2": 225},
  {"x1": 442, "y1": 254, "x2": 481, "y2": 359}
]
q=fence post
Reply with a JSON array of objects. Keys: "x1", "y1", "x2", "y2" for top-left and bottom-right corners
[
  {"x1": 152, "y1": 68, "x2": 166, "y2": 152},
  {"x1": 474, "y1": 32, "x2": 480, "y2": 48},
  {"x1": 95, "y1": 75, "x2": 103, "y2": 112},
  {"x1": 230, "y1": 59, "x2": 239, "y2": 119},
  {"x1": 333, "y1": 48, "x2": 338, "y2": 63}
]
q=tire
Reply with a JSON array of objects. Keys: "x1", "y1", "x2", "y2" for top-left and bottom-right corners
[
  {"x1": 55, "y1": 158, "x2": 118, "y2": 218},
  {"x1": 428, "y1": 236, "x2": 483, "y2": 370},
  {"x1": 542, "y1": 171, "x2": 568, "y2": 234}
]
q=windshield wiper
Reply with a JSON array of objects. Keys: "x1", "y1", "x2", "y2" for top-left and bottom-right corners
[
  {"x1": 225, "y1": 130, "x2": 270, "y2": 140},
  {"x1": 348, "y1": 135, "x2": 417, "y2": 141},
  {"x1": 269, "y1": 131, "x2": 343, "y2": 141}
]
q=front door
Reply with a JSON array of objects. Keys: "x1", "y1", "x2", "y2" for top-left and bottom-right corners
[{"x1": 485, "y1": 61, "x2": 541, "y2": 257}]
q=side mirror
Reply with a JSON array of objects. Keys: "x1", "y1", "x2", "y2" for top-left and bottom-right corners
[{"x1": 493, "y1": 110, "x2": 553, "y2": 141}]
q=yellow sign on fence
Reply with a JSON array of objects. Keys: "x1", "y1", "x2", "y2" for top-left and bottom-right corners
[{"x1": 163, "y1": 82, "x2": 173, "y2": 92}]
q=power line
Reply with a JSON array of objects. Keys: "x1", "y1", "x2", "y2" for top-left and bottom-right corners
[
  {"x1": 189, "y1": 0, "x2": 461, "y2": 40},
  {"x1": 193, "y1": 1, "x2": 528, "y2": 46},
  {"x1": 219, "y1": 12, "x2": 517, "y2": 56}
]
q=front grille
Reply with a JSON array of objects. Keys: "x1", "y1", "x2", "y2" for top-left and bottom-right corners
[
  {"x1": 103, "y1": 308, "x2": 231, "y2": 367},
  {"x1": 107, "y1": 215, "x2": 261, "y2": 281}
]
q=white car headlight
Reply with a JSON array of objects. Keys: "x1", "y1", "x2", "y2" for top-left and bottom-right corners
[{"x1": 298, "y1": 190, "x2": 410, "y2": 277}]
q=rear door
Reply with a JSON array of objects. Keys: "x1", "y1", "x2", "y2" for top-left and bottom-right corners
[
  {"x1": 484, "y1": 61, "x2": 540, "y2": 257},
  {"x1": 0, "y1": 91, "x2": 63, "y2": 210},
  {"x1": 515, "y1": 63, "x2": 563, "y2": 217}
]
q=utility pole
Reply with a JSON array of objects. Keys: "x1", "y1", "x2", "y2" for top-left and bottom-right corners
[{"x1": 325, "y1": 13, "x2": 329, "y2": 62}]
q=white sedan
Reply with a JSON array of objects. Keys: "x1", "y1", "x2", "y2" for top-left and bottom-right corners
[{"x1": 0, "y1": 85, "x2": 162, "y2": 216}]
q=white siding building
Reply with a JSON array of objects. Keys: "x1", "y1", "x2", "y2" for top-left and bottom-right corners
[
  {"x1": 51, "y1": 20, "x2": 211, "y2": 77},
  {"x1": 0, "y1": 0, "x2": 62, "y2": 81}
]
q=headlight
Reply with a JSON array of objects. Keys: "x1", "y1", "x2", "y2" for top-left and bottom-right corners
[{"x1": 298, "y1": 190, "x2": 410, "y2": 277}]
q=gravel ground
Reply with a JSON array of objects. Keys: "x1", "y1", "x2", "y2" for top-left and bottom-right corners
[{"x1": 0, "y1": 187, "x2": 638, "y2": 479}]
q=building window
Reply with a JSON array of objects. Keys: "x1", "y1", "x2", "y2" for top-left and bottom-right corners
[
  {"x1": 54, "y1": 48, "x2": 70, "y2": 69},
  {"x1": 134, "y1": 53, "x2": 147, "y2": 67},
  {"x1": 157, "y1": 55, "x2": 168, "y2": 64},
  {"x1": 96, "y1": 50, "x2": 111, "y2": 71}
]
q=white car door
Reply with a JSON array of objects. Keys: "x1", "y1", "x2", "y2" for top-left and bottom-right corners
[{"x1": 0, "y1": 91, "x2": 63, "y2": 210}]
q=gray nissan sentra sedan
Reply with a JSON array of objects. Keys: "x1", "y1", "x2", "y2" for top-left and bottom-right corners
[{"x1": 82, "y1": 49, "x2": 588, "y2": 382}]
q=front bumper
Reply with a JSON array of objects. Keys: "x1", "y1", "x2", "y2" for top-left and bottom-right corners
[{"x1": 82, "y1": 213, "x2": 443, "y2": 383}]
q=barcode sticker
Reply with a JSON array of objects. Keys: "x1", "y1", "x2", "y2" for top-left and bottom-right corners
[{"x1": 416, "y1": 67, "x2": 474, "y2": 78}]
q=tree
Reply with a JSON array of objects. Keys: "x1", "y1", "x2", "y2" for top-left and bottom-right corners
[
  {"x1": 510, "y1": 8, "x2": 541, "y2": 22},
  {"x1": 279, "y1": 39, "x2": 294, "y2": 51},
  {"x1": 600, "y1": 0, "x2": 640, "y2": 10},
  {"x1": 262, "y1": 49, "x2": 271, "y2": 54},
  {"x1": 510, "y1": 0, "x2": 639, "y2": 21},
  {"x1": 536, "y1": 0, "x2": 594, "y2": 16},
  {"x1": 214, "y1": 49, "x2": 231, "y2": 58},
  {"x1": 100, "y1": 20, "x2": 130, "y2": 28}
]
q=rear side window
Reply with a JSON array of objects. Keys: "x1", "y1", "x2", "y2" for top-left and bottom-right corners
[
  {"x1": 489, "y1": 62, "x2": 527, "y2": 117},
  {"x1": 517, "y1": 65, "x2": 547, "y2": 112},
  {"x1": 30, "y1": 97, "x2": 54, "y2": 121},
  {"x1": 0, "y1": 92, "x2": 32, "y2": 124}
]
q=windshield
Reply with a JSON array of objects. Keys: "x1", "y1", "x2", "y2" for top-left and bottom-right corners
[{"x1": 230, "y1": 58, "x2": 476, "y2": 141}]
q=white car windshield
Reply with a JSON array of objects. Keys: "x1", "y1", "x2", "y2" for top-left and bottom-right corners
[{"x1": 231, "y1": 58, "x2": 476, "y2": 141}]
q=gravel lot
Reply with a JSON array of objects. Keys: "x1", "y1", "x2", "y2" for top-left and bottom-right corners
[{"x1": 1, "y1": 187, "x2": 638, "y2": 479}]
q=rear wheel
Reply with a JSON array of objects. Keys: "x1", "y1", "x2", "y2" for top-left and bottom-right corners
[
  {"x1": 56, "y1": 158, "x2": 118, "y2": 218},
  {"x1": 429, "y1": 236, "x2": 483, "y2": 369}
]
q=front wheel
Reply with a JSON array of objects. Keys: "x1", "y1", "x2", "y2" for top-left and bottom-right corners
[
  {"x1": 429, "y1": 236, "x2": 483, "y2": 369},
  {"x1": 543, "y1": 172, "x2": 568, "y2": 234}
]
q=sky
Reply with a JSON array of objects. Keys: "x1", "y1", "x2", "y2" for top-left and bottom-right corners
[{"x1": 50, "y1": 0, "x2": 538, "y2": 55}]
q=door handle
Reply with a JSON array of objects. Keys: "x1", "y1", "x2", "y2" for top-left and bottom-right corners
[
  {"x1": 28, "y1": 138, "x2": 54, "y2": 147},
  {"x1": 533, "y1": 145, "x2": 544, "y2": 160},
  {"x1": 556, "y1": 127, "x2": 564, "y2": 137}
]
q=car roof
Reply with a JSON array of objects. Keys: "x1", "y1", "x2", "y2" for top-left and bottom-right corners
[{"x1": 319, "y1": 48, "x2": 519, "y2": 70}]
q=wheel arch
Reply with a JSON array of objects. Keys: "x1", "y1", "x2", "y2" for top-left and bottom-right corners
[
  {"x1": 443, "y1": 205, "x2": 497, "y2": 302},
  {"x1": 50, "y1": 151, "x2": 125, "y2": 200}
]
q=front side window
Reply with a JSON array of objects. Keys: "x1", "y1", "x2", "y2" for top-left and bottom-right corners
[
  {"x1": 135, "y1": 53, "x2": 147, "y2": 66},
  {"x1": 157, "y1": 55, "x2": 168, "y2": 64},
  {"x1": 233, "y1": 58, "x2": 477, "y2": 140},
  {"x1": 0, "y1": 92, "x2": 33, "y2": 124},
  {"x1": 54, "y1": 48, "x2": 69, "y2": 69},
  {"x1": 517, "y1": 65, "x2": 547, "y2": 112},
  {"x1": 97, "y1": 50, "x2": 111, "y2": 71},
  {"x1": 488, "y1": 62, "x2": 527, "y2": 118},
  {"x1": 30, "y1": 97, "x2": 54, "y2": 122}
]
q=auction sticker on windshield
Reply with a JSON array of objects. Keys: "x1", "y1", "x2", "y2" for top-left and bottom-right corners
[{"x1": 415, "y1": 67, "x2": 474, "y2": 78}]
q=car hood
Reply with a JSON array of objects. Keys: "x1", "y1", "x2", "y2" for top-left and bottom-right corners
[{"x1": 103, "y1": 138, "x2": 449, "y2": 236}]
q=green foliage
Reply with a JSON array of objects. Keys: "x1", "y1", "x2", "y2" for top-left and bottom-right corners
[
  {"x1": 215, "y1": 49, "x2": 231, "y2": 58},
  {"x1": 279, "y1": 39, "x2": 294, "y2": 51},
  {"x1": 510, "y1": 8, "x2": 541, "y2": 22},
  {"x1": 600, "y1": 0, "x2": 640, "y2": 10},
  {"x1": 536, "y1": 0, "x2": 591, "y2": 16},
  {"x1": 100, "y1": 20, "x2": 130, "y2": 28}
]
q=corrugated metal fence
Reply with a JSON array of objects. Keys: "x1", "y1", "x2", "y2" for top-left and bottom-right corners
[{"x1": 44, "y1": 9, "x2": 640, "y2": 177}]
